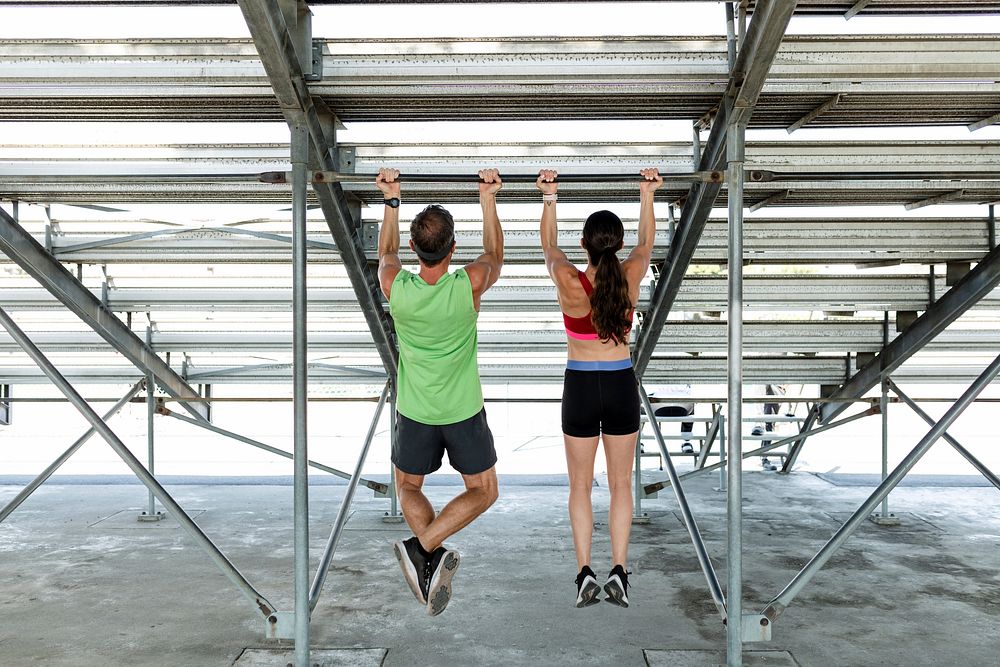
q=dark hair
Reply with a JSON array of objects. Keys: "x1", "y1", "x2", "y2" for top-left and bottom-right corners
[
  {"x1": 410, "y1": 204, "x2": 455, "y2": 268},
  {"x1": 582, "y1": 210, "x2": 631, "y2": 345}
]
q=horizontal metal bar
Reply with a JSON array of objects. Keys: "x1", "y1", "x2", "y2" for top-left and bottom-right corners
[
  {"x1": 260, "y1": 170, "x2": 726, "y2": 185},
  {"x1": 750, "y1": 170, "x2": 1000, "y2": 183}
]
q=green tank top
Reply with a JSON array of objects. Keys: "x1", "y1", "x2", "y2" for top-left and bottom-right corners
[{"x1": 389, "y1": 268, "x2": 483, "y2": 425}]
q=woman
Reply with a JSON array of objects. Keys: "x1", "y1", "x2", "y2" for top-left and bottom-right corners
[{"x1": 536, "y1": 167, "x2": 663, "y2": 608}]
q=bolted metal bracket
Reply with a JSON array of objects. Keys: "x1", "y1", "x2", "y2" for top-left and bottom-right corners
[
  {"x1": 381, "y1": 513, "x2": 405, "y2": 524},
  {"x1": 869, "y1": 513, "x2": 902, "y2": 527},
  {"x1": 336, "y1": 146, "x2": 356, "y2": 174},
  {"x1": 360, "y1": 220, "x2": 379, "y2": 252},
  {"x1": 304, "y1": 39, "x2": 323, "y2": 81},
  {"x1": 631, "y1": 513, "x2": 651, "y2": 525},
  {"x1": 137, "y1": 510, "x2": 165, "y2": 523},
  {"x1": 742, "y1": 614, "x2": 773, "y2": 642},
  {"x1": 266, "y1": 610, "x2": 296, "y2": 640}
]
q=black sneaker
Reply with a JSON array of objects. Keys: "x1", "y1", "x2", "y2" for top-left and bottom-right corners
[
  {"x1": 575, "y1": 565, "x2": 601, "y2": 608},
  {"x1": 604, "y1": 565, "x2": 630, "y2": 608},
  {"x1": 393, "y1": 537, "x2": 430, "y2": 605},
  {"x1": 681, "y1": 441, "x2": 694, "y2": 454},
  {"x1": 762, "y1": 457, "x2": 778, "y2": 471},
  {"x1": 424, "y1": 545, "x2": 460, "y2": 617},
  {"x1": 751, "y1": 427, "x2": 763, "y2": 437}
]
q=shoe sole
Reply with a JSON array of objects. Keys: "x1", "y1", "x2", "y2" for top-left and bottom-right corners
[
  {"x1": 426, "y1": 550, "x2": 460, "y2": 617},
  {"x1": 576, "y1": 580, "x2": 602, "y2": 608},
  {"x1": 604, "y1": 581, "x2": 629, "y2": 608},
  {"x1": 393, "y1": 540, "x2": 426, "y2": 605}
]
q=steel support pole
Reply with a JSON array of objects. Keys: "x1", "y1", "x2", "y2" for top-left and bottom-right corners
[
  {"x1": 888, "y1": 380, "x2": 1000, "y2": 492},
  {"x1": 0, "y1": 382, "x2": 142, "y2": 525},
  {"x1": 309, "y1": 382, "x2": 390, "y2": 611},
  {"x1": 763, "y1": 352, "x2": 1000, "y2": 623},
  {"x1": 639, "y1": 387, "x2": 728, "y2": 621},
  {"x1": 990, "y1": 205, "x2": 996, "y2": 251},
  {"x1": 0, "y1": 307, "x2": 276, "y2": 618},
  {"x1": 726, "y1": 117, "x2": 746, "y2": 667},
  {"x1": 290, "y1": 118, "x2": 310, "y2": 667},
  {"x1": 386, "y1": 393, "x2": 401, "y2": 521},
  {"x1": 878, "y1": 377, "x2": 891, "y2": 519},
  {"x1": 144, "y1": 327, "x2": 157, "y2": 520},
  {"x1": 779, "y1": 406, "x2": 818, "y2": 473},
  {"x1": 725, "y1": 2, "x2": 737, "y2": 71},
  {"x1": 718, "y1": 416, "x2": 727, "y2": 492}
]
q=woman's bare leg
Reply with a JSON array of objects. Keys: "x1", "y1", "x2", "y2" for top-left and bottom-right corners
[
  {"x1": 602, "y1": 431, "x2": 638, "y2": 568},
  {"x1": 564, "y1": 434, "x2": 601, "y2": 570}
]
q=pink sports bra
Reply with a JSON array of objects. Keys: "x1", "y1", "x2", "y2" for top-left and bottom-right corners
[{"x1": 562, "y1": 271, "x2": 633, "y2": 341}]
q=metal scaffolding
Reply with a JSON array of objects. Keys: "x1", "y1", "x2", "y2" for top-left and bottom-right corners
[{"x1": 2, "y1": 1, "x2": 1000, "y2": 666}]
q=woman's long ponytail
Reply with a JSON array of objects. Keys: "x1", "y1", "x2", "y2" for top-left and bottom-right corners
[{"x1": 583, "y1": 211, "x2": 632, "y2": 345}]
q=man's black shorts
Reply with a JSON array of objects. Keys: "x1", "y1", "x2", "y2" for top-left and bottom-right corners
[{"x1": 393, "y1": 407, "x2": 497, "y2": 476}]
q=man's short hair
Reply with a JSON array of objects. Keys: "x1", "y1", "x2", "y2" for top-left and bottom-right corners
[{"x1": 410, "y1": 204, "x2": 455, "y2": 267}]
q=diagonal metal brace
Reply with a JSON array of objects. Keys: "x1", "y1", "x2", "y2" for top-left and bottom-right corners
[{"x1": 0, "y1": 207, "x2": 208, "y2": 422}]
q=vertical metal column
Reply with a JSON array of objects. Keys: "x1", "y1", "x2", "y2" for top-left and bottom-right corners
[
  {"x1": 726, "y1": 117, "x2": 746, "y2": 666},
  {"x1": 725, "y1": 2, "x2": 737, "y2": 70},
  {"x1": 879, "y1": 378, "x2": 890, "y2": 517},
  {"x1": 718, "y1": 415, "x2": 727, "y2": 492},
  {"x1": 990, "y1": 205, "x2": 996, "y2": 250},
  {"x1": 140, "y1": 326, "x2": 160, "y2": 521},
  {"x1": 290, "y1": 119, "x2": 310, "y2": 667},
  {"x1": 386, "y1": 392, "x2": 402, "y2": 522}
]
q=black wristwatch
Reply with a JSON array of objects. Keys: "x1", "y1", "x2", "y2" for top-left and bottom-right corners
[{"x1": 383, "y1": 197, "x2": 400, "y2": 209}]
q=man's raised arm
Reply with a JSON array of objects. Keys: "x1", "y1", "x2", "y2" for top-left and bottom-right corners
[
  {"x1": 466, "y1": 168, "x2": 504, "y2": 303},
  {"x1": 376, "y1": 167, "x2": 403, "y2": 299}
]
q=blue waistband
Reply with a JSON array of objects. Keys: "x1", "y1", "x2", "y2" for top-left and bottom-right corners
[{"x1": 566, "y1": 358, "x2": 633, "y2": 372}]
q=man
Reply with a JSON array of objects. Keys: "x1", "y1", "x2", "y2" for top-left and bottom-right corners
[{"x1": 376, "y1": 167, "x2": 503, "y2": 616}]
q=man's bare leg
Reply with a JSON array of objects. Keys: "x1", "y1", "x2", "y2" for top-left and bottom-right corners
[
  {"x1": 395, "y1": 468, "x2": 435, "y2": 540},
  {"x1": 416, "y1": 467, "x2": 499, "y2": 551}
]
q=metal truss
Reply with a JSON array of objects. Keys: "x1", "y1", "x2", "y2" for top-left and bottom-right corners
[
  {"x1": 758, "y1": 353, "x2": 1000, "y2": 633},
  {"x1": 819, "y1": 243, "x2": 1000, "y2": 424},
  {"x1": 0, "y1": 306, "x2": 279, "y2": 628},
  {"x1": 0, "y1": 206, "x2": 210, "y2": 422}
]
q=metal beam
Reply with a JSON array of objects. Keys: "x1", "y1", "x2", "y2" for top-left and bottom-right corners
[
  {"x1": 821, "y1": 243, "x2": 1000, "y2": 423},
  {"x1": 238, "y1": 0, "x2": 398, "y2": 379},
  {"x1": 0, "y1": 207, "x2": 209, "y2": 422},
  {"x1": 632, "y1": 0, "x2": 796, "y2": 375}
]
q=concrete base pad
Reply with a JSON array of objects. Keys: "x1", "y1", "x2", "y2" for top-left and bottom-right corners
[
  {"x1": 233, "y1": 648, "x2": 386, "y2": 667},
  {"x1": 644, "y1": 649, "x2": 800, "y2": 666}
]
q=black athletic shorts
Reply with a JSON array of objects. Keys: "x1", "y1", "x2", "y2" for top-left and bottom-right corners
[
  {"x1": 393, "y1": 407, "x2": 497, "y2": 476},
  {"x1": 562, "y1": 366, "x2": 641, "y2": 438}
]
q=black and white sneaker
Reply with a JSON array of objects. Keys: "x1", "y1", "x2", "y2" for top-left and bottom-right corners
[
  {"x1": 603, "y1": 565, "x2": 630, "y2": 608},
  {"x1": 575, "y1": 565, "x2": 601, "y2": 608},
  {"x1": 425, "y1": 545, "x2": 460, "y2": 617},
  {"x1": 681, "y1": 441, "x2": 694, "y2": 454},
  {"x1": 393, "y1": 536, "x2": 430, "y2": 605}
]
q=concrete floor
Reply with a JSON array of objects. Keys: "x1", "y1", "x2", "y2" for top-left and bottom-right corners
[{"x1": 1, "y1": 471, "x2": 998, "y2": 667}]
